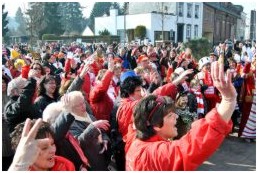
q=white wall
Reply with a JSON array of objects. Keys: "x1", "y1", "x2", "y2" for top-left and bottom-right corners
[
  {"x1": 176, "y1": 2, "x2": 203, "y2": 42},
  {"x1": 95, "y1": 2, "x2": 203, "y2": 44},
  {"x1": 129, "y1": 2, "x2": 177, "y2": 15}
]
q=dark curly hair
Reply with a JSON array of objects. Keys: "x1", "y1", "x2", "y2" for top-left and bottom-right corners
[
  {"x1": 10, "y1": 119, "x2": 54, "y2": 151},
  {"x1": 134, "y1": 95, "x2": 175, "y2": 140},
  {"x1": 38, "y1": 75, "x2": 59, "y2": 98},
  {"x1": 120, "y1": 76, "x2": 142, "y2": 98}
]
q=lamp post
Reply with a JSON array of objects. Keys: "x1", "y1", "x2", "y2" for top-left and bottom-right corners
[{"x1": 124, "y1": 2, "x2": 129, "y2": 44}]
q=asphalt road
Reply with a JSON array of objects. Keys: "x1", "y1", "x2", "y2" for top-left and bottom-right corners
[{"x1": 197, "y1": 132, "x2": 256, "y2": 171}]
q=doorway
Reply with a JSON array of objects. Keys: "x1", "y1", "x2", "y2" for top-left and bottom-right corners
[{"x1": 177, "y1": 24, "x2": 184, "y2": 42}]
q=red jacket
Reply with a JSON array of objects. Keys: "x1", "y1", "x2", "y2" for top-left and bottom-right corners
[
  {"x1": 126, "y1": 108, "x2": 232, "y2": 171},
  {"x1": 117, "y1": 83, "x2": 178, "y2": 146},
  {"x1": 89, "y1": 70, "x2": 114, "y2": 120}
]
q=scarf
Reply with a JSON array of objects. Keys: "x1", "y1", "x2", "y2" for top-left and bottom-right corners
[
  {"x1": 66, "y1": 132, "x2": 90, "y2": 170},
  {"x1": 190, "y1": 88, "x2": 204, "y2": 114}
]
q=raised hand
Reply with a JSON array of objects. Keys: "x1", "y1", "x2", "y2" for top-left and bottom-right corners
[
  {"x1": 28, "y1": 69, "x2": 37, "y2": 79},
  {"x1": 211, "y1": 61, "x2": 237, "y2": 122},
  {"x1": 108, "y1": 57, "x2": 115, "y2": 72},
  {"x1": 92, "y1": 120, "x2": 110, "y2": 131},
  {"x1": 60, "y1": 93, "x2": 70, "y2": 108},
  {"x1": 211, "y1": 61, "x2": 237, "y2": 101},
  {"x1": 9, "y1": 118, "x2": 51, "y2": 171},
  {"x1": 79, "y1": 64, "x2": 90, "y2": 79},
  {"x1": 150, "y1": 70, "x2": 161, "y2": 85},
  {"x1": 172, "y1": 69, "x2": 194, "y2": 85}
]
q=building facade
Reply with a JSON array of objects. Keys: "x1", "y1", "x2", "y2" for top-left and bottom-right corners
[
  {"x1": 202, "y1": 2, "x2": 244, "y2": 44},
  {"x1": 236, "y1": 11, "x2": 247, "y2": 41},
  {"x1": 94, "y1": 2, "x2": 203, "y2": 44}
]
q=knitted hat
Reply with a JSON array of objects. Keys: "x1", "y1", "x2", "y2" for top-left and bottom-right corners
[
  {"x1": 120, "y1": 70, "x2": 137, "y2": 83},
  {"x1": 198, "y1": 57, "x2": 211, "y2": 70},
  {"x1": 137, "y1": 55, "x2": 149, "y2": 63}
]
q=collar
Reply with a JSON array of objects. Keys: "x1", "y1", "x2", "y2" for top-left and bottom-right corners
[
  {"x1": 72, "y1": 112, "x2": 91, "y2": 122},
  {"x1": 144, "y1": 134, "x2": 170, "y2": 142}
]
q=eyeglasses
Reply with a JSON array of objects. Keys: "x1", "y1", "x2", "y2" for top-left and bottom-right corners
[{"x1": 33, "y1": 67, "x2": 41, "y2": 70}]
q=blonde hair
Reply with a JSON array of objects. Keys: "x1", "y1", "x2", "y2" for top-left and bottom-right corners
[
  {"x1": 134, "y1": 66, "x2": 144, "y2": 75},
  {"x1": 190, "y1": 78, "x2": 200, "y2": 88}
]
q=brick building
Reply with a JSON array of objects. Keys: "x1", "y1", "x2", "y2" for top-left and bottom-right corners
[{"x1": 203, "y1": 2, "x2": 243, "y2": 44}]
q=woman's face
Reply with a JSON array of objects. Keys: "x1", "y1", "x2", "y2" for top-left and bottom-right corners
[
  {"x1": 32, "y1": 65, "x2": 42, "y2": 77},
  {"x1": 141, "y1": 59, "x2": 149, "y2": 69},
  {"x1": 203, "y1": 63, "x2": 211, "y2": 72},
  {"x1": 114, "y1": 67, "x2": 122, "y2": 77},
  {"x1": 162, "y1": 50, "x2": 167, "y2": 57},
  {"x1": 72, "y1": 96, "x2": 86, "y2": 115},
  {"x1": 155, "y1": 111, "x2": 178, "y2": 139},
  {"x1": 131, "y1": 86, "x2": 144, "y2": 100},
  {"x1": 44, "y1": 79, "x2": 56, "y2": 94},
  {"x1": 32, "y1": 135, "x2": 56, "y2": 171},
  {"x1": 170, "y1": 51, "x2": 176, "y2": 58},
  {"x1": 229, "y1": 61, "x2": 237, "y2": 69},
  {"x1": 44, "y1": 67, "x2": 51, "y2": 75},
  {"x1": 49, "y1": 55, "x2": 56, "y2": 64},
  {"x1": 177, "y1": 96, "x2": 188, "y2": 108}
]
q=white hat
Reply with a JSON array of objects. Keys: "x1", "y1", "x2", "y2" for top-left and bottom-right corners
[{"x1": 198, "y1": 57, "x2": 211, "y2": 70}]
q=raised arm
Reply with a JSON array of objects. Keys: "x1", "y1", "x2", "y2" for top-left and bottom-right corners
[{"x1": 211, "y1": 61, "x2": 237, "y2": 122}]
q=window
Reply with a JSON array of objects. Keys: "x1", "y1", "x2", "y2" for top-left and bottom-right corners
[
  {"x1": 178, "y1": 2, "x2": 184, "y2": 17},
  {"x1": 195, "y1": 5, "x2": 199, "y2": 18},
  {"x1": 186, "y1": 24, "x2": 191, "y2": 39},
  {"x1": 187, "y1": 3, "x2": 192, "y2": 18},
  {"x1": 194, "y1": 25, "x2": 198, "y2": 37}
]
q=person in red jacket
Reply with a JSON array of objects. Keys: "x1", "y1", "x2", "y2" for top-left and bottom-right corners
[
  {"x1": 118, "y1": 69, "x2": 194, "y2": 151},
  {"x1": 126, "y1": 61, "x2": 237, "y2": 171},
  {"x1": 89, "y1": 58, "x2": 115, "y2": 121}
]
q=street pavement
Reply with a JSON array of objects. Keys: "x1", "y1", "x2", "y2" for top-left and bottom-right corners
[{"x1": 197, "y1": 132, "x2": 256, "y2": 171}]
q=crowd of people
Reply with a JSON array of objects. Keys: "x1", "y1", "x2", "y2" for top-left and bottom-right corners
[{"x1": 2, "y1": 39, "x2": 256, "y2": 171}]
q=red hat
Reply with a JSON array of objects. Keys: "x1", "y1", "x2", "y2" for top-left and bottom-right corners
[{"x1": 137, "y1": 55, "x2": 149, "y2": 63}]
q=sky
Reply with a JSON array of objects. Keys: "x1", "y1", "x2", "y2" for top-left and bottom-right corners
[{"x1": 2, "y1": 1, "x2": 256, "y2": 18}]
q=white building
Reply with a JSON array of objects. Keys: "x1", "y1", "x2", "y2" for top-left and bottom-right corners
[{"x1": 94, "y1": 2, "x2": 203, "y2": 44}]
